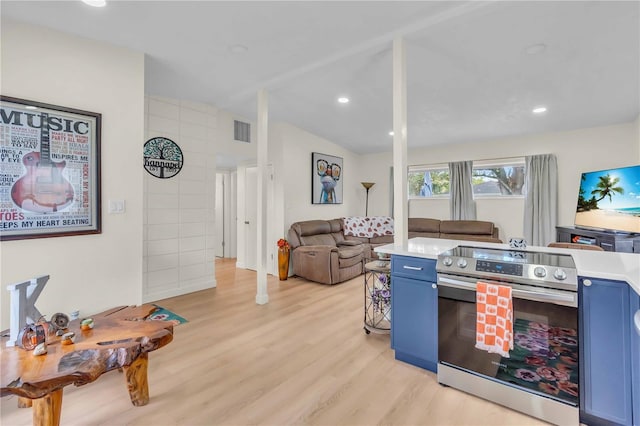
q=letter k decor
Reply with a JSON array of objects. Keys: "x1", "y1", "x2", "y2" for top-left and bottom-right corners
[{"x1": 6, "y1": 275, "x2": 49, "y2": 347}]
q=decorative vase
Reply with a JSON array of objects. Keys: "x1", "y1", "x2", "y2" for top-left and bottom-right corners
[{"x1": 278, "y1": 247, "x2": 290, "y2": 280}]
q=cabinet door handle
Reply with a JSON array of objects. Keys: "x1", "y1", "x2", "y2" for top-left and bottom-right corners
[
  {"x1": 583, "y1": 279, "x2": 592, "y2": 287},
  {"x1": 403, "y1": 265, "x2": 423, "y2": 271},
  {"x1": 432, "y1": 283, "x2": 437, "y2": 289}
]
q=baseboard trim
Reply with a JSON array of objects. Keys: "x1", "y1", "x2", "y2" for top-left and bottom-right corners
[{"x1": 143, "y1": 278, "x2": 216, "y2": 303}]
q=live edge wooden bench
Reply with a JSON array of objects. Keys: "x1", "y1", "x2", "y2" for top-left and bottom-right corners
[{"x1": 1, "y1": 304, "x2": 173, "y2": 426}]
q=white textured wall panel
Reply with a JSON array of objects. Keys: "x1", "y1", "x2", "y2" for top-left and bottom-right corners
[{"x1": 143, "y1": 95, "x2": 217, "y2": 302}]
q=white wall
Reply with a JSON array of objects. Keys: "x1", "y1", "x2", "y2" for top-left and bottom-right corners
[
  {"x1": 216, "y1": 109, "x2": 257, "y2": 167},
  {"x1": 356, "y1": 152, "x2": 395, "y2": 218},
  {"x1": 0, "y1": 20, "x2": 144, "y2": 329},
  {"x1": 143, "y1": 97, "x2": 217, "y2": 302},
  {"x1": 275, "y1": 122, "x2": 363, "y2": 229},
  {"x1": 360, "y1": 121, "x2": 639, "y2": 242}
]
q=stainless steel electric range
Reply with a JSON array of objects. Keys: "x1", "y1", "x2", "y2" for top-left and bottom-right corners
[{"x1": 436, "y1": 246, "x2": 579, "y2": 425}]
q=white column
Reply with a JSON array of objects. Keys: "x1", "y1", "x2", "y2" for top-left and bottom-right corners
[
  {"x1": 392, "y1": 36, "x2": 408, "y2": 249},
  {"x1": 256, "y1": 89, "x2": 269, "y2": 305}
]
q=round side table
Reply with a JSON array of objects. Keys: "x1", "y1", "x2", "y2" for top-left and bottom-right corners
[{"x1": 363, "y1": 258, "x2": 391, "y2": 334}]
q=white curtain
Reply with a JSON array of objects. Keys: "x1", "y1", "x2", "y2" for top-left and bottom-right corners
[
  {"x1": 449, "y1": 160, "x2": 476, "y2": 220},
  {"x1": 524, "y1": 154, "x2": 558, "y2": 246}
]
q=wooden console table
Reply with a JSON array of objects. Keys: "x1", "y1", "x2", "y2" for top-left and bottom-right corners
[{"x1": 1, "y1": 304, "x2": 173, "y2": 426}]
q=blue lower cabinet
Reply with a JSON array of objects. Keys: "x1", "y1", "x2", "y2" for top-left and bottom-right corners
[
  {"x1": 390, "y1": 256, "x2": 438, "y2": 373},
  {"x1": 579, "y1": 277, "x2": 634, "y2": 426},
  {"x1": 631, "y1": 294, "x2": 640, "y2": 426}
]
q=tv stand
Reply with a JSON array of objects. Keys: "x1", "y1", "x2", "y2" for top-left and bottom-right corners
[{"x1": 556, "y1": 226, "x2": 640, "y2": 253}]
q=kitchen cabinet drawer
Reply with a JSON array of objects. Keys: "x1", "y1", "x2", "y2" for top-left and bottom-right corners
[{"x1": 391, "y1": 256, "x2": 436, "y2": 282}]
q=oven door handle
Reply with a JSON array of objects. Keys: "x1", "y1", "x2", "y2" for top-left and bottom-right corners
[{"x1": 437, "y1": 276, "x2": 577, "y2": 307}]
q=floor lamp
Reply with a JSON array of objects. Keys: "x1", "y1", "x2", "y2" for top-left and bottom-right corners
[{"x1": 361, "y1": 182, "x2": 375, "y2": 216}]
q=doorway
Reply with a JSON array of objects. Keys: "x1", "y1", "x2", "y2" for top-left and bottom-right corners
[
  {"x1": 244, "y1": 167, "x2": 258, "y2": 270},
  {"x1": 215, "y1": 171, "x2": 237, "y2": 259},
  {"x1": 215, "y1": 173, "x2": 226, "y2": 258},
  {"x1": 241, "y1": 165, "x2": 274, "y2": 273}
]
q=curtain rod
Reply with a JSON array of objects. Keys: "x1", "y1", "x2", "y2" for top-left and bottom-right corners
[{"x1": 409, "y1": 153, "x2": 553, "y2": 168}]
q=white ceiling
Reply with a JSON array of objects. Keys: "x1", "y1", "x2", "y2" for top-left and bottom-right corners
[{"x1": 2, "y1": 1, "x2": 639, "y2": 159}]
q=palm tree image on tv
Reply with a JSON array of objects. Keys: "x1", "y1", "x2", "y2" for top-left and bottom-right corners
[
  {"x1": 574, "y1": 165, "x2": 640, "y2": 234},
  {"x1": 577, "y1": 173, "x2": 624, "y2": 211}
]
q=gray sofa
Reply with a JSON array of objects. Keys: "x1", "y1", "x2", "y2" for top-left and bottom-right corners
[{"x1": 287, "y1": 218, "x2": 501, "y2": 285}]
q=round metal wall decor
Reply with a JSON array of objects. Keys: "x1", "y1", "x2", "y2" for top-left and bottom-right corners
[{"x1": 143, "y1": 137, "x2": 184, "y2": 179}]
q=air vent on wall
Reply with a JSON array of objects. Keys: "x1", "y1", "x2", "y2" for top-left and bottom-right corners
[{"x1": 234, "y1": 120, "x2": 250, "y2": 143}]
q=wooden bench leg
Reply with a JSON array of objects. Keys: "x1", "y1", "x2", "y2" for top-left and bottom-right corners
[
  {"x1": 32, "y1": 389, "x2": 63, "y2": 426},
  {"x1": 18, "y1": 396, "x2": 33, "y2": 408},
  {"x1": 124, "y1": 352, "x2": 149, "y2": 406}
]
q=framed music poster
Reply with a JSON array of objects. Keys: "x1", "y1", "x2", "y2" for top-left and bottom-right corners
[{"x1": 0, "y1": 96, "x2": 101, "y2": 241}]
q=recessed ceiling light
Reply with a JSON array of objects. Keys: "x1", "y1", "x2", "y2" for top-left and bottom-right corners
[
  {"x1": 525, "y1": 43, "x2": 547, "y2": 55},
  {"x1": 25, "y1": 105, "x2": 38, "y2": 110},
  {"x1": 532, "y1": 106, "x2": 547, "y2": 114},
  {"x1": 389, "y1": 131, "x2": 394, "y2": 136},
  {"x1": 82, "y1": 0, "x2": 106, "y2": 7},
  {"x1": 337, "y1": 97, "x2": 349, "y2": 104},
  {"x1": 228, "y1": 44, "x2": 248, "y2": 54}
]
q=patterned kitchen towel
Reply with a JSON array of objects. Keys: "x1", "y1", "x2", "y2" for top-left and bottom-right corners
[{"x1": 475, "y1": 281, "x2": 513, "y2": 357}]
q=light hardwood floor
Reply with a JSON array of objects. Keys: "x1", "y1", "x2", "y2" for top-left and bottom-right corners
[{"x1": 1, "y1": 259, "x2": 549, "y2": 425}]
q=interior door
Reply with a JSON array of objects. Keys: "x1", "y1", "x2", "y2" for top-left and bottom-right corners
[
  {"x1": 215, "y1": 173, "x2": 225, "y2": 258},
  {"x1": 245, "y1": 167, "x2": 257, "y2": 270}
]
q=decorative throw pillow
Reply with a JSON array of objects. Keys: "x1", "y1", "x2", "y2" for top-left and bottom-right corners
[{"x1": 342, "y1": 216, "x2": 394, "y2": 238}]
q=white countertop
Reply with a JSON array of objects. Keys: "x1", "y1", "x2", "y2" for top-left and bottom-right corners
[{"x1": 375, "y1": 237, "x2": 640, "y2": 296}]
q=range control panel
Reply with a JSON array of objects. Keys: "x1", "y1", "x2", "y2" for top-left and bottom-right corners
[
  {"x1": 436, "y1": 246, "x2": 578, "y2": 291},
  {"x1": 475, "y1": 260, "x2": 523, "y2": 277}
]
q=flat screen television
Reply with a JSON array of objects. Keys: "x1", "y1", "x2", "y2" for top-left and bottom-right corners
[{"x1": 574, "y1": 164, "x2": 640, "y2": 234}]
